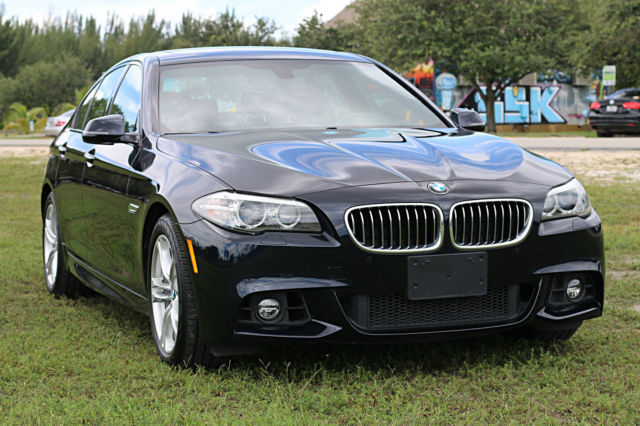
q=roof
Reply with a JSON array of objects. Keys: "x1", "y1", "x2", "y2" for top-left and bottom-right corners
[{"x1": 133, "y1": 46, "x2": 369, "y2": 65}]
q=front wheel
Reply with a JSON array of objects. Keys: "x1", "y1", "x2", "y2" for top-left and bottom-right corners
[{"x1": 147, "y1": 214, "x2": 219, "y2": 368}]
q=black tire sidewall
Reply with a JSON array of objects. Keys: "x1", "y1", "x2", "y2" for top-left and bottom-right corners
[
  {"x1": 42, "y1": 193, "x2": 70, "y2": 296},
  {"x1": 146, "y1": 214, "x2": 195, "y2": 364}
]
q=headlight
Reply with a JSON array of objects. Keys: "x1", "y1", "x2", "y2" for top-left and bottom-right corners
[
  {"x1": 192, "y1": 191, "x2": 322, "y2": 233},
  {"x1": 542, "y1": 179, "x2": 592, "y2": 221}
]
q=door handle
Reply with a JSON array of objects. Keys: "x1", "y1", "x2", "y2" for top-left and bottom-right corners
[{"x1": 84, "y1": 151, "x2": 95, "y2": 167}]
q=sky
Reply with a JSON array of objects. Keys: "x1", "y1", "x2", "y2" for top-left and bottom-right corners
[{"x1": 1, "y1": 0, "x2": 352, "y2": 36}]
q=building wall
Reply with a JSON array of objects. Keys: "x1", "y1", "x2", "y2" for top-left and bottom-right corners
[{"x1": 453, "y1": 84, "x2": 593, "y2": 125}]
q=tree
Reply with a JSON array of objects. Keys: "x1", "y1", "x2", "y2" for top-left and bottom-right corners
[
  {"x1": 9, "y1": 55, "x2": 91, "y2": 111},
  {"x1": 357, "y1": 0, "x2": 585, "y2": 132},
  {"x1": 2, "y1": 102, "x2": 46, "y2": 134},
  {"x1": 579, "y1": 0, "x2": 640, "y2": 89},
  {"x1": 293, "y1": 12, "x2": 358, "y2": 51},
  {"x1": 0, "y1": 9, "x2": 25, "y2": 76},
  {"x1": 202, "y1": 9, "x2": 279, "y2": 46}
]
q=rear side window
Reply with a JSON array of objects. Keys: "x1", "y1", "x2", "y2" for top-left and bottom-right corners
[
  {"x1": 84, "y1": 66, "x2": 127, "y2": 128},
  {"x1": 74, "y1": 85, "x2": 98, "y2": 129},
  {"x1": 110, "y1": 65, "x2": 142, "y2": 133},
  {"x1": 625, "y1": 91, "x2": 640, "y2": 99},
  {"x1": 609, "y1": 89, "x2": 640, "y2": 100}
]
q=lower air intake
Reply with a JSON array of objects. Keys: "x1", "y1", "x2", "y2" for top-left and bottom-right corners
[{"x1": 341, "y1": 284, "x2": 534, "y2": 332}]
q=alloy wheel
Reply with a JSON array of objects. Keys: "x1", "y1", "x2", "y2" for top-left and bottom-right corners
[
  {"x1": 43, "y1": 203, "x2": 58, "y2": 290},
  {"x1": 150, "y1": 234, "x2": 180, "y2": 354}
]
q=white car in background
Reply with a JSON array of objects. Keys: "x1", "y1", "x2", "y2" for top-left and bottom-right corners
[{"x1": 44, "y1": 109, "x2": 74, "y2": 136}]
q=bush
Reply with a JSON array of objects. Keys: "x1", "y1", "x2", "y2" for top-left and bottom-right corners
[{"x1": 8, "y1": 55, "x2": 91, "y2": 113}]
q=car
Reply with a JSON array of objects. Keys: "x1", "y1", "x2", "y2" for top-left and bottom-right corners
[
  {"x1": 588, "y1": 87, "x2": 640, "y2": 137},
  {"x1": 44, "y1": 109, "x2": 75, "y2": 136},
  {"x1": 42, "y1": 47, "x2": 604, "y2": 367}
]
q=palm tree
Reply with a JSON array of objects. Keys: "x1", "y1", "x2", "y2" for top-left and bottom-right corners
[{"x1": 2, "y1": 103, "x2": 47, "y2": 134}]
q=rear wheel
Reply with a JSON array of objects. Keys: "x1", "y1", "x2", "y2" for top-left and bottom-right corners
[
  {"x1": 42, "y1": 193, "x2": 79, "y2": 298},
  {"x1": 147, "y1": 214, "x2": 219, "y2": 368}
]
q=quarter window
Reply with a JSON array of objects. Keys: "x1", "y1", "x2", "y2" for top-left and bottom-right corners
[
  {"x1": 74, "y1": 85, "x2": 98, "y2": 129},
  {"x1": 110, "y1": 65, "x2": 142, "y2": 133}
]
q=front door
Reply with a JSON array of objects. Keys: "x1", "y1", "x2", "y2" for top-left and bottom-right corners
[
  {"x1": 82, "y1": 143, "x2": 138, "y2": 286},
  {"x1": 80, "y1": 64, "x2": 144, "y2": 288},
  {"x1": 54, "y1": 129, "x2": 92, "y2": 260}
]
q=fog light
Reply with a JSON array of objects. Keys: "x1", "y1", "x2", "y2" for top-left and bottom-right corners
[
  {"x1": 566, "y1": 279, "x2": 584, "y2": 301},
  {"x1": 257, "y1": 298, "x2": 281, "y2": 321}
]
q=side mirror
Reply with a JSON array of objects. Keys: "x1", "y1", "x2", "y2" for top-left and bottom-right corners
[
  {"x1": 82, "y1": 114, "x2": 125, "y2": 143},
  {"x1": 451, "y1": 108, "x2": 486, "y2": 132}
]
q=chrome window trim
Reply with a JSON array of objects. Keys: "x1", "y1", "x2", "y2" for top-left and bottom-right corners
[
  {"x1": 449, "y1": 198, "x2": 533, "y2": 250},
  {"x1": 344, "y1": 203, "x2": 444, "y2": 254}
]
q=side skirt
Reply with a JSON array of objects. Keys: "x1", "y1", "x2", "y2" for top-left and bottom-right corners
[{"x1": 64, "y1": 246, "x2": 148, "y2": 314}]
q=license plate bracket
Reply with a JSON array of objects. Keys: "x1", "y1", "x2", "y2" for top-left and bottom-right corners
[{"x1": 407, "y1": 252, "x2": 488, "y2": 300}]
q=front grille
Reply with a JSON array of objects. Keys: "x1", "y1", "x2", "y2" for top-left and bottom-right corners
[
  {"x1": 450, "y1": 199, "x2": 532, "y2": 248},
  {"x1": 341, "y1": 284, "x2": 535, "y2": 332},
  {"x1": 345, "y1": 204, "x2": 442, "y2": 253},
  {"x1": 369, "y1": 287, "x2": 510, "y2": 329}
]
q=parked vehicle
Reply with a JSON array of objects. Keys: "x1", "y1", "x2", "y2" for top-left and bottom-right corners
[
  {"x1": 42, "y1": 47, "x2": 604, "y2": 367},
  {"x1": 44, "y1": 109, "x2": 74, "y2": 136},
  {"x1": 588, "y1": 88, "x2": 640, "y2": 136}
]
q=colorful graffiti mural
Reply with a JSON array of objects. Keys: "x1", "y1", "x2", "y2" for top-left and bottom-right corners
[
  {"x1": 435, "y1": 72, "x2": 458, "y2": 110},
  {"x1": 404, "y1": 59, "x2": 435, "y2": 99},
  {"x1": 457, "y1": 85, "x2": 566, "y2": 124}
]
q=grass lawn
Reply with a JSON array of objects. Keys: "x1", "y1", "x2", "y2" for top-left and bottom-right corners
[
  {"x1": 0, "y1": 154, "x2": 638, "y2": 423},
  {"x1": 0, "y1": 134, "x2": 51, "y2": 140}
]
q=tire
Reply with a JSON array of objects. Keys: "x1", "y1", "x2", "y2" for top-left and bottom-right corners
[
  {"x1": 42, "y1": 192, "x2": 80, "y2": 298},
  {"x1": 522, "y1": 321, "x2": 582, "y2": 343},
  {"x1": 147, "y1": 214, "x2": 219, "y2": 368},
  {"x1": 596, "y1": 130, "x2": 613, "y2": 137}
]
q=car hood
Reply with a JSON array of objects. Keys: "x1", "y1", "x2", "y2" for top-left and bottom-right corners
[{"x1": 157, "y1": 128, "x2": 572, "y2": 197}]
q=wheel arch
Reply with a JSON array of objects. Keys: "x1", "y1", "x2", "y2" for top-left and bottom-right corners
[
  {"x1": 41, "y1": 183, "x2": 53, "y2": 218},
  {"x1": 140, "y1": 199, "x2": 190, "y2": 290}
]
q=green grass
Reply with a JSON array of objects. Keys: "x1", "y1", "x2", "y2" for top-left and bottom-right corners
[
  {"x1": 0, "y1": 134, "x2": 51, "y2": 140},
  {"x1": 1, "y1": 155, "x2": 639, "y2": 423}
]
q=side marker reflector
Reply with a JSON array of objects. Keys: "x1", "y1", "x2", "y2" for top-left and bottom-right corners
[{"x1": 186, "y1": 239, "x2": 199, "y2": 274}]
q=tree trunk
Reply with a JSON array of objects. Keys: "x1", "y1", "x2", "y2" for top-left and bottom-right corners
[{"x1": 485, "y1": 88, "x2": 497, "y2": 133}]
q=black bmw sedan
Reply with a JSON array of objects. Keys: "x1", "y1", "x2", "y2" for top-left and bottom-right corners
[
  {"x1": 42, "y1": 47, "x2": 604, "y2": 367},
  {"x1": 588, "y1": 87, "x2": 640, "y2": 136}
]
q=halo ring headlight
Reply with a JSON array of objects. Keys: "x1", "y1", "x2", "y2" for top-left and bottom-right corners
[
  {"x1": 192, "y1": 191, "x2": 321, "y2": 234},
  {"x1": 542, "y1": 179, "x2": 591, "y2": 221}
]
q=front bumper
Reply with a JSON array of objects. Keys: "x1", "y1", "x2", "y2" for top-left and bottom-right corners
[{"x1": 180, "y1": 183, "x2": 604, "y2": 355}]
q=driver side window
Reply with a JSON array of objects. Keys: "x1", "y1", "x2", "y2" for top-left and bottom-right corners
[
  {"x1": 73, "y1": 85, "x2": 98, "y2": 130},
  {"x1": 110, "y1": 65, "x2": 143, "y2": 133}
]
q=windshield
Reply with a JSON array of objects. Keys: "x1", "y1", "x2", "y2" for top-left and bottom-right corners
[
  {"x1": 158, "y1": 60, "x2": 447, "y2": 133},
  {"x1": 606, "y1": 89, "x2": 640, "y2": 100}
]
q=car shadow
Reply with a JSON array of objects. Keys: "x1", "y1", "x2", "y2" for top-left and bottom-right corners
[
  {"x1": 227, "y1": 335, "x2": 571, "y2": 379},
  {"x1": 74, "y1": 292, "x2": 574, "y2": 379}
]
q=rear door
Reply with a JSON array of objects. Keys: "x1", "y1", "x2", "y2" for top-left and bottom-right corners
[{"x1": 81, "y1": 64, "x2": 143, "y2": 287}]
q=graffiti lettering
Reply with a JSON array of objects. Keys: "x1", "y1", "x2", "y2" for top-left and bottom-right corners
[{"x1": 461, "y1": 86, "x2": 566, "y2": 124}]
